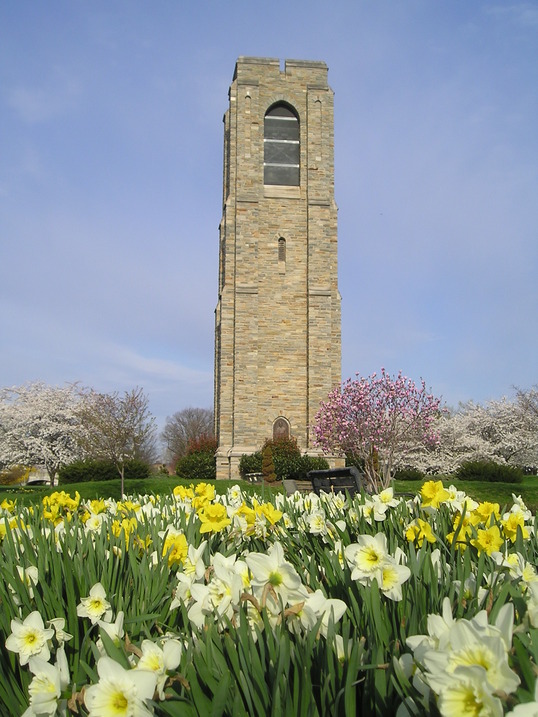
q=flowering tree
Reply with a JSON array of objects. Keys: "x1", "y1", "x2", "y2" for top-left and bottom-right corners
[
  {"x1": 312, "y1": 369, "x2": 444, "y2": 491},
  {"x1": 78, "y1": 387, "x2": 156, "y2": 497},
  {"x1": 411, "y1": 387, "x2": 538, "y2": 474},
  {"x1": 0, "y1": 382, "x2": 85, "y2": 483}
]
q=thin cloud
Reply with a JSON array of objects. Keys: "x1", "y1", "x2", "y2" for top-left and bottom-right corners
[{"x1": 6, "y1": 69, "x2": 82, "y2": 124}]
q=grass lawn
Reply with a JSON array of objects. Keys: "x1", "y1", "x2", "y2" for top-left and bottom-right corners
[
  {"x1": 1, "y1": 474, "x2": 537, "y2": 512},
  {"x1": 394, "y1": 474, "x2": 538, "y2": 513},
  {"x1": 0, "y1": 475, "x2": 284, "y2": 506}
]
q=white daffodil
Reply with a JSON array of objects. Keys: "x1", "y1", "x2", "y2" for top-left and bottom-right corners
[
  {"x1": 435, "y1": 665, "x2": 503, "y2": 717},
  {"x1": 374, "y1": 487, "x2": 400, "y2": 508},
  {"x1": 5, "y1": 611, "x2": 54, "y2": 665},
  {"x1": 84, "y1": 513, "x2": 105, "y2": 533},
  {"x1": 226, "y1": 485, "x2": 244, "y2": 507},
  {"x1": 374, "y1": 560, "x2": 411, "y2": 601},
  {"x1": 357, "y1": 499, "x2": 388, "y2": 524},
  {"x1": 77, "y1": 583, "x2": 112, "y2": 624},
  {"x1": 11, "y1": 565, "x2": 39, "y2": 605},
  {"x1": 424, "y1": 621, "x2": 520, "y2": 695},
  {"x1": 246, "y1": 541, "x2": 304, "y2": 606},
  {"x1": 22, "y1": 656, "x2": 64, "y2": 717},
  {"x1": 344, "y1": 533, "x2": 390, "y2": 580},
  {"x1": 47, "y1": 617, "x2": 73, "y2": 645},
  {"x1": 302, "y1": 589, "x2": 347, "y2": 635},
  {"x1": 187, "y1": 555, "x2": 243, "y2": 629},
  {"x1": 525, "y1": 580, "x2": 538, "y2": 628},
  {"x1": 170, "y1": 572, "x2": 196, "y2": 610},
  {"x1": 84, "y1": 656, "x2": 157, "y2": 717},
  {"x1": 407, "y1": 597, "x2": 456, "y2": 661},
  {"x1": 442, "y1": 485, "x2": 470, "y2": 513},
  {"x1": 136, "y1": 638, "x2": 183, "y2": 699},
  {"x1": 96, "y1": 612, "x2": 125, "y2": 655},
  {"x1": 306, "y1": 509, "x2": 328, "y2": 535},
  {"x1": 180, "y1": 541, "x2": 207, "y2": 580},
  {"x1": 452, "y1": 574, "x2": 488, "y2": 606}
]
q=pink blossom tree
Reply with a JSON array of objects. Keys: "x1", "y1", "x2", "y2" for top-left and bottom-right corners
[{"x1": 311, "y1": 369, "x2": 444, "y2": 491}]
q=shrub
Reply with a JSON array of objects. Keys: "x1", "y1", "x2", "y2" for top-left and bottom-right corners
[
  {"x1": 58, "y1": 459, "x2": 151, "y2": 484},
  {"x1": 239, "y1": 452, "x2": 262, "y2": 477},
  {"x1": 300, "y1": 455, "x2": 330, "y2": 476},
  {"x1": 0, "y1": 465, "x2": 31, "y2": 486},
  {"x1": 394, "y1": 467, "x2": 425, "y2": 482},
  {"x1": 263, "y1": 437, "x2": 302, "y2": 480},
  {"x1": 456, "y1": 460, "x2": 524, "y2": 484},
  {"x1": 175, "y1": 436, "x2": 217, "y2": 481},
  {"x1": 261, "y1": 444, "x2": 277, "y2": 482},
  {"x1": 240, "y1": 443, "x2": 330, "y2": 481}
]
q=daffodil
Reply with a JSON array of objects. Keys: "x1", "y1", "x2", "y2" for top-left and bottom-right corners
[
  {"x1": 501, "y1": 512, "x2": 529, "y2": 542},
  {"x1": 5, "y1": 611, "x2": 54, "y2": 665},
  {"x1": 471, "y1": 525, "x2": 504, "y2": 556},
  {"x1": 197, "y1": 503, "x2": 231, "y2": 533},
  {"x1": 22, "y1": 656, "x2": 65, "y2": 717},
  {"x1": 162, "y1": 530, "x2": 188, "y2": 567},
  {"x1": 47, "y1": 617, "x2": 73, "y2": 646},
  {"x1": 180, "y1": 540, "x2": 207, "y2": 579},
  {"x1": 344, "y1": 533, "x2": 390, "y2": 580},
  {"x1": 97, "y1": 612, "x2": 125, "y2": 653},
  {"x1": 375, "y1": 561, "x2": 411, "y2": 601},
  {"x1": 84, "y1": 656, "x2": 156, "y2": 717},
  {"x1": 420, "y1": 480, "x2": 450, "y2": 509},
  {"x1": 435, "y1": 665, "x2": 503, "y2": 717},
  {"x1": 136, "y1": 638, "x2": 182, "y2": 699},
  {"x1": 405, "y1": 518, "x2": 436, "y2": 546},
  {"x1": 77, "y1": 583, "x2": 112, "y2": 624},
  {"x1": 246, "y1": 541, "x2": 304, "y2": 605}
]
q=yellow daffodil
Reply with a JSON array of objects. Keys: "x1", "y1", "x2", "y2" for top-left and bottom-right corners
[
  {"x1": 420, "y1": 480, "x2": 450, "y2": 509},
  {"x1": 471, "y1": 525, "x2": 504, "y2": 556},
  {"x1": 197, "y1": 503, "x2": 231, "y2": 533},
  {"x1": 501, "y1": 512, "x2": 529, "y2": 542},
  {"x1": 405, "y1": 518, "x2": 436, "y2": 547},
  {"x1": 162, "y1": 532, "x2": 188, "y2": 567}
]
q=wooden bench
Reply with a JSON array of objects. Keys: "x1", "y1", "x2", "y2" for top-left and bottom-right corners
[{"x1": 307, "y1": 466, "x2": 364, "y2": 497}]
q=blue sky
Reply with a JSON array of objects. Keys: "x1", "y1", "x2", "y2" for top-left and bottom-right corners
[{"x1": 1, "y1": 1, "x2": 537, "y2": 436}]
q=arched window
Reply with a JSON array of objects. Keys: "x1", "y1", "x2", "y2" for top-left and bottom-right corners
[
  {"x1": 264, "y1": 104, "x2": 299, "y2": 186},
  {"x1": 278, "y1": 237, "x2": 286, "y2": 262},
  {"x1": 273, "y1": 417, "x2": 290, "y2": 441}
]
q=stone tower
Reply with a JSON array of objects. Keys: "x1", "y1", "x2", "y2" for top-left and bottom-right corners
[{"x1": 214, "y1": 57, "x2": 341, "y2": 480}]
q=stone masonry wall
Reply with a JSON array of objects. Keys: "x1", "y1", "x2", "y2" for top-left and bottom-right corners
[{"x1": 215, "y1": 57, "x2": 341, "y2": 480}]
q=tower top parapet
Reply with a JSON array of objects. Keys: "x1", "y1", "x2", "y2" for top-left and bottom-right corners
[{"x1": 233, "y1": 56, "x2": 328, "y2": 86}]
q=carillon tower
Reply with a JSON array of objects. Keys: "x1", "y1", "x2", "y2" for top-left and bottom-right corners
[{"x1": 214, "y1": 57, "x2": 341, "y2": 480}]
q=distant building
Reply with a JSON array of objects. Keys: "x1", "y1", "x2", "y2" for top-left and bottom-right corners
[{"x1": 214, "y1": 57, "x2": 341, "y2": 480}]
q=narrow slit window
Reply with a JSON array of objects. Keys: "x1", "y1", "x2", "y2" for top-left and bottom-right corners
[
  {"x1": 264, "y1": 104, "x2": 299, "y2": 186},
  {"x1": 278, "y1": 237, "x2": 286, "y2": 262}
]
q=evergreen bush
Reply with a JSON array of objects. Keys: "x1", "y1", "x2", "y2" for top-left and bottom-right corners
[
  {"x1": 58, "y1": 459, "x2": 151, "y2": 484},
  {"x1": 456, "y1": 460, "x2": 524, "y2": 484},
  {"x1": 394, "y1": 467, "x2": 425, "y2": 482},
  {"x1": 240, "y1": 441, "x2": 330, "y2": 481},
  {"x1": 239, "y1": 452, "x2": 262, "y2": 477},
  {"x1": 261, "y1": 444, "x2": 277, "y2": 482},
  {"x1": 175, "y1": 436, "x2": 217, "y2": 481}
]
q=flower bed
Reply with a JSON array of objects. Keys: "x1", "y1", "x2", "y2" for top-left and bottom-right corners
[{"x1": 1, "y1": 481, "x2": 537, "y2": 716}]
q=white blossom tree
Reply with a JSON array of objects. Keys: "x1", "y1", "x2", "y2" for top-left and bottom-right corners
[
  {"x1": 410, "y1": 387, "x2": 538, "y2": 474},
  {"x1": 0, "y1": 382, "x2": 86, "y2": 483}
]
